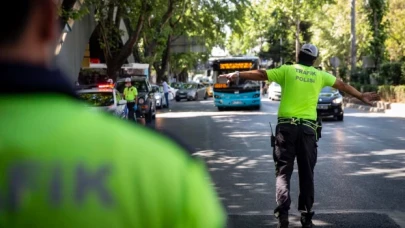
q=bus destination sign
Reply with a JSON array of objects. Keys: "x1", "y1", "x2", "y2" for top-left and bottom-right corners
[
  {"x1": 219, "y1": 62, "x2": 252, "y2": 70},
  {"x1": 214, "y1": 83, "x2": 227, "y2": 89}
]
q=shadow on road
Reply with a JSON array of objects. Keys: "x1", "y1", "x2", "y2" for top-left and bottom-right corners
[{"x1": 227, "y1": 212, "x2": 400, "y2": 228}]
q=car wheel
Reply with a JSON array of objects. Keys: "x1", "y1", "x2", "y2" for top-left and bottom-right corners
[
  {"x1": 337, "y1": 113, "x2": 344, "y2": 121},
  {"x1": 176, "y1": 98, "x2": 180, "y2": 102},
  {"x1": 218, "y1": 107, "x2": 225, "y2": 111},
  {"x1": 204, "y1": 92, "x2": 208, "y2": 100},
  {"x1": 194, "y1": 93, "x2": 198, "y2": 101}
]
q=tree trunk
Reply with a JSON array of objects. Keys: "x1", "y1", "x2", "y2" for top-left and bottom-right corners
[
  {"x1": 295, "y1": 19, "x2": 300, "y2": 62},
  {"x1": 156, "y1": 35, "x2": 172, "y2": 83},
  {"x1": 105, "y1": 3, "x2": 148, "y2": 78},
  {"x1": 374, "y1": 9, "x2": 380, "y2": 70},
  {"x1": 350, "y1": 0, "x2": 357, "y2": 76}
]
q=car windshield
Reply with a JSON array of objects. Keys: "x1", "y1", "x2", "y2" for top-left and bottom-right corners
[
  {"x1": 171, "y1": 83, "x2": 182, "y2": 89},
  {"x1": 182, "y1": 84, "x2": 197, "y2": 89},
  {"x1": 321, "y1": 86, "x2": 338, "y2": 93},
  {"x1": 217, "y1": 70, "x2": 260, "y2": 89},
  {"x1": 116, "y1": 80, "x2": 148, "y2": 93},
  {"x1": 78, "y1": 92, "x2": 114, "y2": 107},
  {"x1": 151, "y1": 86, "x2": 161, "y2": 93}
]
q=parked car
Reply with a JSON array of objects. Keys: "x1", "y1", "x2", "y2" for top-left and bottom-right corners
[
  {"x1": 317, "y1": 86, "x2": 344, "y2": 121},
  {"x1": 151, "y1": 84, "x2": 167, "y2": 108},
  {"x1": 76, "y1": 84, "x2": 126, "y2": 119},
  {"x1": 205, "y1": 83, "x2": 214, "y2": 97},
  {"x1": 267, "y1": 82, "x2": 282, "y2": 100},
  {"x1": 115, "y1": 76, "x2": 156, "y2": 123},
  {"x1": 175, "y1": 83, "x2": 207, "y2": 101}
]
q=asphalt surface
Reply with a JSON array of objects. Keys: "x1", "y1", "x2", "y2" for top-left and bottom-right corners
[{"x1": 154, "y1": 98, "x2": 405, "y2": 228}]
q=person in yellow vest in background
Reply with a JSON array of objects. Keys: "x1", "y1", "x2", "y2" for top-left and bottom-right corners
[{"x1": 123, "y1": 78, "x2": 138, "y2": 121}]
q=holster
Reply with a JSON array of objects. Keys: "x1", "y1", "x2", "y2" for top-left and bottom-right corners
[
  {"x1": 271, "y1": 135, "x2": 276, "y2": 147},
  {"x1": 316, "y1": 117, "x2": 322, "y2": 141}
]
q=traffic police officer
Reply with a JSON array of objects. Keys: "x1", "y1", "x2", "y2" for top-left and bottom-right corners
[
  {"x1": 123, "y1": 77, "x2": 138, "y2": 121},
  {"x1": 220, "y1": 43, "x2": 379, "y2": 228},
  {"x1": 0, "y1": 1, "x2": 225, "y2": 227}
]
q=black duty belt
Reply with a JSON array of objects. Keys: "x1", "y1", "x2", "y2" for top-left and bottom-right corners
[{"x1": 278, "y1": 117, "x2": 321, "y2": 140}]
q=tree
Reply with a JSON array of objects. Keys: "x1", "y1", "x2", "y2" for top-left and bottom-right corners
[
  {"x1": 147, "y1": 0, "x2": 249, "y2": 82},
  {"x1": 384, "y1": 0, "x2": 405, "y2": 61},
  {"x1": 77, "y1": 0, "x2": 153, "y2": 79},
  {"x1": 310, "y1": 0, "x2": 372, "y2": 78},
  {"x1": 269, "y1": 0, "x2": 332, "y2": 61},
  {"x1": 363, "y1": 0, "x2": 388, "y2": 70}
]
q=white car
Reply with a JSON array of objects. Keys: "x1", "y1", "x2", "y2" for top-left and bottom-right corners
[
  {"x1": 76, "y1": 84, "x2": 126, "y2": 118},
  {"x1": 268, "y1": 82, "x2": 282, "y2": 100}
]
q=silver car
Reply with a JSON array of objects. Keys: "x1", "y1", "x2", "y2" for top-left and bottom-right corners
[
  {"x1": 175, "y1": 83, "x2": 207, "y2": 101},
  {"x1": 77, "y1": 85, "x2": 126, "y2": 118}
]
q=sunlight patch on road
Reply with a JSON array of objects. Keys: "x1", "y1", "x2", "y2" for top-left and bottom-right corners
[
  {"x1": 227, "y1": 132, "x2": 270, "y2": 138},
  {"x1": 348, "y1": 167, "x2": 405, "y2": 178},
  {"x1": 157, "y1": 111, "x2": 267, "y2": 118},
  {"x1": 345, "y1": 112, "x2": 405, "y2": 118},
  {"x1": 371, "y1": 149, "x2": 405, "y2": 156}
]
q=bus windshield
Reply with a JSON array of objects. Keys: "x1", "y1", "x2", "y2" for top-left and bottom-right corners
[{"x1": 217, "y1": 70, "x2": 259, "y2": 89}]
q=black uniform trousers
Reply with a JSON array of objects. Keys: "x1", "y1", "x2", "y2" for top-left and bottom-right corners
[
  {"x1": 273, "y1": 122, "x2": 318, "y2": 217},
  {"x1": 127, "y1": 102, "x2": 136, "y2": 121}
]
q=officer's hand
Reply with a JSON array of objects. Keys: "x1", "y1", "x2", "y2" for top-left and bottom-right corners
[
  {"x1": 361, "y1": 92, "x2": 380, "y2": 106},
  {"x1": 218, "y1": 72, "x2": 239, "y2": 81}
]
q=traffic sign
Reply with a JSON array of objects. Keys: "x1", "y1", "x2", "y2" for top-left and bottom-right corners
[{"x1": 330, "y1": 56, "x2": 341, "y2": 68}]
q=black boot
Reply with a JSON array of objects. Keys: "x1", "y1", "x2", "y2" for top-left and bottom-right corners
[
  {"x1": 300, "y1": 211, "x2": 315, "y2": 228},
  {"x1": 276, "y1": 214, "x2": 289, "y2": 228}
]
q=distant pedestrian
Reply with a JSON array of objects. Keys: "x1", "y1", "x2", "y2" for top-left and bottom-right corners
[{"x1": 162, "y1": 77, "x2": 170, "y2": 109}]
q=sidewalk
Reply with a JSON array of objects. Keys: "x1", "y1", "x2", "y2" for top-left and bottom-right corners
[{"x1": 344, "y1": 97, "x2": 405, "y2": 118}]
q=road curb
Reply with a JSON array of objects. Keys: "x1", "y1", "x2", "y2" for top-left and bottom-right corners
[{"x1": 344, "y1": 103, "x2": 385, "y2": 113}]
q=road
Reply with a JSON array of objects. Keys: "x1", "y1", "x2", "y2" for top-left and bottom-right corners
[{"x1": 154, "y1": 98, "x2": 405, "y2": 228}]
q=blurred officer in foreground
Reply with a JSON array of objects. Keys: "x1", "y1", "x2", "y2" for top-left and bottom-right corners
[
  {"x1": 220, "y1": 44, "x2": 379, "y2": 228},
  {"x1": 0, "y1": 1, "x2": 224, "y2": 227}
]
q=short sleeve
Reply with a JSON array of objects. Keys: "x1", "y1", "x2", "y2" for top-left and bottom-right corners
[
  {"x1": 266, "y1": 65, "x2": 286, "y2": 84},
  {"x1": 321, "y1": 71, "x2": 337, "y2": 87}
]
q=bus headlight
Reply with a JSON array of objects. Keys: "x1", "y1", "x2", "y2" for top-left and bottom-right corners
[
  {"x1": 253, "y1": 94, "x2": 260, "y2": 98},
  {"x1": 138, "y1": 98, "x2": 145, "y2": 104},
  {"x1": 214, "y1": 95, "x2": 221, "y2": 99}
]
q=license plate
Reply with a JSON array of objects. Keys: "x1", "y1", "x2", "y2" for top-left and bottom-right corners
[
  {"x1": 317, "y1": 105, "x2": 329, "y2": 110},
  {"x1": 232, "y1": 101, "x2": 243, "y2": 104}
]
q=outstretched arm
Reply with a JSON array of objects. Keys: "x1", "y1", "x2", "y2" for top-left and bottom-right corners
[
  {"x1": 219, "y1": 70, "x2": 268, "y2": 81},
  {"x1": 332, "y1": 79, "x2": 380, "y2": 106}
]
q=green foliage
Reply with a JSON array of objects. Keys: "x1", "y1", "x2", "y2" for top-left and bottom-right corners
[
  {"x1": 350, "y1": 69, "x2": 372, "y2": 84},
  {"x1": 350, "y1": 82, "x2": 378, "y2": 93},
  {"x1": 378, "y1": 62, "x2": 404, "y2": 85},
  {"x1": 59, "y1": 7, "x2": 90, "y2": 21},
  {"x1": 363, "y1": 0, "x2": 388, "y2": 69},
  {"x1": 378, "y1": 85, "x2": 405, "y2": 102},
  {"x1": 385, "y1": 0, "x2": 405, "y2": 61}
]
